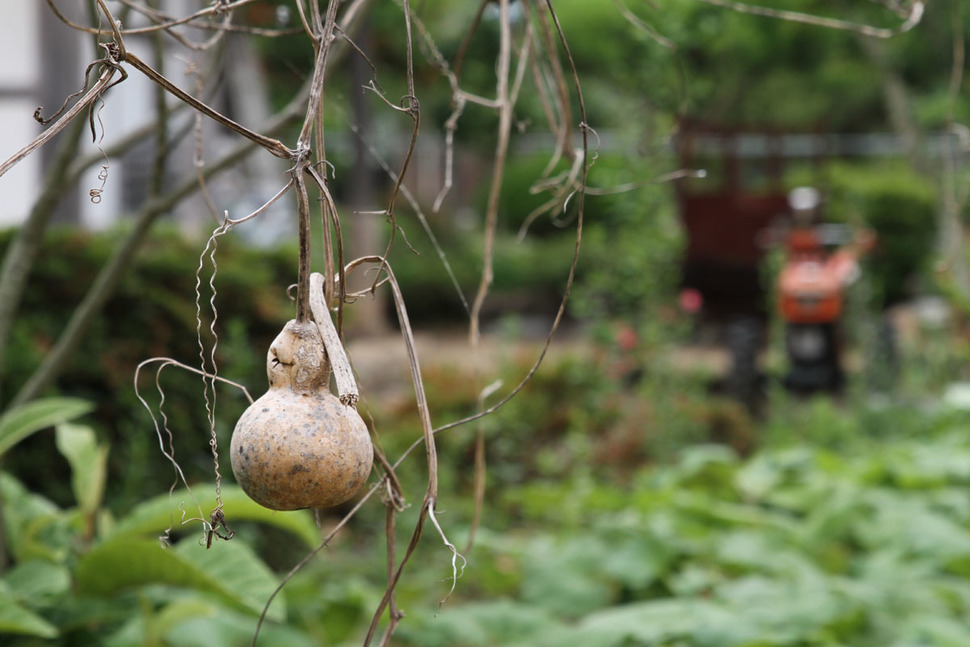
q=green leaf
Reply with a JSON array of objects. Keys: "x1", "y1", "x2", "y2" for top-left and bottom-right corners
[
  {"x1": 854, "y1": 493, "x2": 970, "y2": 561},
  {"x1": 598, "y1": 532, "x2": 671, "y2": 589},
  {"x1": 714, "y1": 530, "x2": 814, "y2": 576},
  {"x1": 164, "y1": 609, "x2": 317, "y2": 647},
  {"x1": 105, "y1": 596, "x2": 274, "y2": 647},
  {"x1": 107, "y1": 484, "x2": 319, "y2": 547},
  {"x1": 544, "y1": 598, "x2": 755, "y2": 647},
  {"x1": 521, "y1": 535, "x2": 614, "y2": 617},
  {"x1": 103, "y1": 596, "x2": 222, "y2": 647},
  {"x1": 0, "y1": 473, "x2": 67, "y2": 563},
  {"x1": 896, "y1": 614, "x2": 970, "y2": 647},
  {"x1": 3, "y1": 559, "x2": 71, "y2": 607},
  {"x1": 55, "y1": 423, "x2": 108, "y2": 514},
  {"x1": 0, "y1": 397, "x2": 93, "y2": 458},
  {"x1": 405, "y1": 599, "x2": 561, "y2": 647},
  {"x1": 150, "y1": 596, "x2": 221, "y2": 638},
  {"x1": 75, "y1": 537, "x2": 287, "y2": 621},
  {"x1": 175, "y1": 537, "x2": 286, "y2": 621},
  {"x1": 715, "y1": 572, "x2": 847, "y2": 640},
  {"x1": 0, "y1": 585, "x2": 58, "y2": 638},
  {"x1": 662, "y1": 444, "x2": 739, "y2": 491}
]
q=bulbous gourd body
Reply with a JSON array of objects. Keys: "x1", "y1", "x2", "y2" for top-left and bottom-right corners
[{"x1": 230, "y1": 320, "x2": 372, "y2": 511}]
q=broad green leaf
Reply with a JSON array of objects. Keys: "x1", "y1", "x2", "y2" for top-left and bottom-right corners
[
  {"x1": 404, "y1": 599, "x2": 561, "y2": 647},
  {"x1": 544, "y1": 598, "x2": 758, "y2": 647},
  {"x1": 854, "y1": 493, "x2": 970, "y2": 561},
  {"x1": 661, "y1": 444, "x2": 739, "y2": 491},
  {"x1": 0, "y1": 473, "x2": 67, "y2": 563},
  {"x1": 598, "y1": 532, "x2": 671, "y2": 589},
  {"x1": 714, "y1": 529, "x2": 815, "y2": 576},
  {"x1": 103, "y1": 596, "x2": 222, "y2": 647},
  {"x1": 55, "y1": 423, "x2": 108, "y2": 514},
  {"x1": 103, "y1": 616, "x2": 148, "y2": 647},
  {"x1": 883, "y1": 436, "x2": 970, "y2": 489},
  {"x1": 895, "y1": 614, "x2": 970, "y2": 647},
  {"x1": 48, "y1": 594, "x2": 141, "y2": 636},
  {"x1": 796, "y1": 481, "x2": 867, "y2": 557},
  {"x1": 108, "y1": 485, "x2": 319, "y2": 547},
  {"x1": 164, "y1": 609, "x2": 317, "y2": 647},
  {"x1": 0, "y1": 586, "x2": 58, "y2": 638},
  {"x1": 715, "y1": 572, "x2": 847, "y2": 640},
  {"x1": 2, "y1": 559, "x2": 71, "y2": 607},
  {"x1": 736, "y1": 446, "x2": 819, "y2": 501},
  {"x1": 0, "y1": 397, "x2": 94, "y2": 458},
  {"x1": 175, "y1": 537, "x2": 286, "y2": 621},
  {"x1": 75, "y1": 537, "x2": 287, "y2": 621},
  {"x1": 151, "y1": 596, "x2": 221, "y2": 638},
  {"x1": 521, "y1": 535, "x2": 613, "y2": 617},
  {"x1": 672, "y1": 492, "x2": 798, "y2": 533}
]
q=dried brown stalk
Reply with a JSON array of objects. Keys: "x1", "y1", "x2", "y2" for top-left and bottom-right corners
[
  {"x1": 937, "y1": 0, "x2": 970, "y2": 295},
  {"x1": 697, "y1": 0, "x2": 924, "y2": 37},
  {"x1": 469, "y1": 0, "x2": 515, "y2": 346},
  {"x1": 612, "y1": 0, "x2": 676, "y2": 50},
  {"x1": 309, "y1": 272, "x2": 359, "y2": 405},
  {"x1": 0, "y1": 64, "x2": 119, "y2": 179}
]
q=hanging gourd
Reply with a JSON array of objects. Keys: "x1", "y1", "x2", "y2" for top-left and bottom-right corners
[{"x1": 229, "y1": 189, "x2": 374, "y2": 512}]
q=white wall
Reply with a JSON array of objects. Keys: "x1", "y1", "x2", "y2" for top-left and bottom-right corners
[{"x1": 0, "y1": 3, "x2": 41, "y2": 228}]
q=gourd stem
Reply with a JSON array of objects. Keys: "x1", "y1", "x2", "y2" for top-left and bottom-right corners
[
  {"x1": 310, "y1": 272, "x2": 359, "y2": 405},
  {"x1": 295, "y1": 170, "x2": 312, "y2": 322}
]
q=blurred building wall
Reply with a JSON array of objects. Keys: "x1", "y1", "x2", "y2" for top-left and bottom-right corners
[{"x1": 0, "y1": 2, "x2": 42, "y2": 228}]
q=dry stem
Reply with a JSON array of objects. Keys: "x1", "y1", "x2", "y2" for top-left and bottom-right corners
[{"x1": 697, "y1": 0, "x2": 924, "y2": 37}]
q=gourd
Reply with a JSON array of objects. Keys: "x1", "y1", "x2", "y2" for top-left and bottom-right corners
[{"x1": 230, "y1": 316, "x2": 373, "y2": 511}]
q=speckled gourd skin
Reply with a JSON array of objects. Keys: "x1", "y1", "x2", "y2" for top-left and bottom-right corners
[{"x1": 230, "y1": 320, "x2": 373, "y2": 511}]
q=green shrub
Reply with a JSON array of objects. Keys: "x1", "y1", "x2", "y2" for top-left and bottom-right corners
[{"x1": 825, "y1": 162, "x2": 937, "y2": 306}]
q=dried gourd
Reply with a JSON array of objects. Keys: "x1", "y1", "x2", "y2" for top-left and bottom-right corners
[{"x1": 230, "y1": 319, "x2": 372, "y2": 511}]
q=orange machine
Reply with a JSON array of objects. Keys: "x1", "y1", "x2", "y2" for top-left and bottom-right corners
[{"x1": 776, "y1": 187, "x2": 873, "y2": 392}]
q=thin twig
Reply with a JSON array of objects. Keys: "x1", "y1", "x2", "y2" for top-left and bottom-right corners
[
  {"x1": 937, "y1": 0, "x2": 970, "y2": 295},
  {"x1": 469, "y1": 0, "x2": 514, "y2": 346},
  {"x1": 124, "y1": 51, "x2": 294, "y2": 159},
  {"x1": 0, "y1": 65, "x2": 118, "y2": 179},
  {"x1": 464, "y1": 379, "x2": 502, "y2": 554},
  {"x1": 533, "y1": 0, "x2": 575, "y2": 165},
  {"x1": 612, "y1": 0, "x2": 676, "y2": 50},
  {"x1": 301, "y1": 0, "x2": 340, "y2": 304},
  {"x1": 697, "y1": 0, "x2": 924, "y2": 38},
  {"x1": 428, "y1": 503, "x2": 467, "y2": 608},
  {"x1": 48, "y1": 0, "x2": 254, "y2": 39}
]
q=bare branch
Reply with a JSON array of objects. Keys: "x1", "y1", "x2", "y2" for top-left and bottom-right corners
[
  {"x1": 696, "y1": 0, "x2": 924, "y2": 38},
  {"x1": 613, "y1": 0, "x2": 676, "y2": 50},
  {"x1": 124, "y1": 51, "x2": 294, "y2": 159},
  {"x1": 469, "y1": 0, "x2": 515, "y2": 346},
  {"x1": 0, "y1": 64, "x2": 119, "y2": 179}
]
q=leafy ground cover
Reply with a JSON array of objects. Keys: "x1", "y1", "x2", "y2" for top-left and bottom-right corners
[
  {"x1": 395, "y1": 400, "x2": 970, "y2": 647},
  {"x1": 3, "y1": 364, "x2": 970, "y2": 646},
  {"x1": 4, "y1": 298, "x2": 970, "y2": 647}
]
